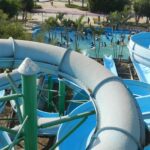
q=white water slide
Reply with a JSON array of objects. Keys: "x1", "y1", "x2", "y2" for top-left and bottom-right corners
[
  {"x1": 0, "y1": 38, "x2": 146, "y2": 149},
  {"x1": 128, "y1": 32, "x2": 150, "y2": 83}
]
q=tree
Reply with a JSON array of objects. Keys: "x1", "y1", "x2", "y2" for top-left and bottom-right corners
[
  {"x1": 62, "y1": 18, "x2": 74, "y2": 48},
  {"x1": 73, "y1": 15, "x2": 85, "y2": 52},
  {"x1": 21, "y1": 0, "x2": 34, "y2": 20},
  {"x1": 134, "y1": 0, "x2": 144, "y2": 23},
  {"x1": 0, "y1": 0, "x2": 21, "y2": 18},
  {"x1": 89, "y1": 25, "x2": 104, "y2": 59},
  {"x1": 56, "y1": 13, "x2": 65, "y2": 23},
  {"x1": 42, "y1": 17, "x2": 58, "y2": 43},
  {"x1": 134, "y1": 0, "x2": 150, "y2": 23},
  {"x1": 0, "y1": 10, "x2": 31, "y2": 40},
  {"x1": 82, "y1": 0, "x2": 84, "y2": 7},
  {"x1": 68, "y1": 0, "x2": 71, "y2": 5},
  {"x1": 88, "y1": 0, "x2": 131, "y2": 13},
  {"x1": 107, "y1": 6, "x2": 132, "y2": 30}
]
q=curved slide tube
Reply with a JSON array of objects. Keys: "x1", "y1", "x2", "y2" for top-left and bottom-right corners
[
  {"x1": 103, "y1": 55, "x2": 118, "y2": 76},
  {"x1": 128, "y1": 32, "x2": 150, "y2": 83},
  {"x1": 132, "y1": 61, "x2": 150, "y2": 83},
  {"x1": 0, "y1": 38, "x2": 146, "y2": 149},
  {"x1": 128, "y1": 32, "x2": 150, "y2": 68},
  {"x1": 124, "y1": 80, "x2": 150, "y2": 123}
]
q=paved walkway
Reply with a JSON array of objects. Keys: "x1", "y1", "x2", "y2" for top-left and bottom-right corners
[
  {"x1": 34, "y1": 1, "x2": 100, "y2": 16},
  {"x1": 30, "y1": 1, "x2": 146, "y2": 25}
]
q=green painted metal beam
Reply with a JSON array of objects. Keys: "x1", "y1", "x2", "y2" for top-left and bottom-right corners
[
  {"x1": 8, "y1": 116, "x2": 28, "y2": 150},
  {"x1": 21, "y1": 75, "x2": 37, "y2": 150},
  {"x1": 0, "y1": 126, "x2": 18, "y2": 135},
  {"x1": 0, "y1": 93, "x2": 23, "y2": 102},
  {"x1": 39, "y1": 110, "x2": 95, "y2": 128},
  {"x1": 5, "y1": 71, "x2": 23, "y2": 123},
  {"x1": 66, "y1": 100, "x2": 89, "y2": 103},
  {"x1": 18, "y1": 58, "x2": 39, "y2": 150},
  {"x1": 48, "y1": 75, "x2": 54, "y2": 111},
  {"x1": 58, "y1": 79, "x2": 66, "y2": 116},
  {"x1": 3, "y1": 137, "x2": 24, "y2": 150}
]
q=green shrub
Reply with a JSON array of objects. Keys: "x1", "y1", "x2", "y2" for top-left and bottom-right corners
[
  {"x1": 33, "y1": 4, "x2": 42, "y2": 9},
  {"x1": 65, "y1": 4, "x2": 88, "y2": 11}
]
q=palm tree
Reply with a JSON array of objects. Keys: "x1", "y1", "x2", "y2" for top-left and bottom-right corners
[
  {"x1": 42, "y1": 16, "x2": 58, "y2": 43},
  {"x1": 56, "y1": 13, "x2": 65, "y2": 23},
  {"x1": 89, "y1": 26, "x2": 98, "y2": 59},
  {"x1": 82, "y1": 0, "x2": 84, "y2": 7},
  {"x1": 56, "y1": 13, "x2": 65, "y2": 45},
  {"x1": 95, "y1": 28, "x2": 104, "y2": 59},
  {"x1": 89, "y1": 25, "x2": 104, "y2": 60},
  {"x1": 108, "y1": 6, "x2": 132, "y2": 30},
  {"x1": 73, "y1": 15, "x2": 85, "y2": 52},
  {"x1": 62, "y1": 18, "x2": 74, "y2": 48},
  {"x1": 68, "y1": 0, "x2": 71, "y2": 5}
]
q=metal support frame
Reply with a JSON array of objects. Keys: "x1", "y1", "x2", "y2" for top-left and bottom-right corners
[
  {"x1": 0, "y1": 57, "x2": 95, "y2": 150},
  {"x1": 5, "y1": 71, "x2": 23, "y2": 123},
  {"x1": 18, "y1": 58, "x2": 39, "y2": 150},
  {"x1": 39, "y1": 110, "x2": 95, "y2": 128},
  {"x1": 48, "y1": 75, "x2": 53, "y2": 111},
  {"x1": 58, "y1": 79, "x2": 66, "y2": 116}
]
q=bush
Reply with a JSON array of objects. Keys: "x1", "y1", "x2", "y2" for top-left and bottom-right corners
[
  {"x1": 65, "y1": 4, "x2": 88, "y2": 11},
  {"x1": 33, "y1": 4, "x2": 42, "y2": 9},
  {"x1": 88, "y1": 0, "x2": 130, "y2": 14},
  {"x1": 0, "y1": 0, "x2": 20, "y2": 18}
]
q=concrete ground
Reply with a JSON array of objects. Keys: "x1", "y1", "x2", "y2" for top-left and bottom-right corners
[
  {"x1": 30, "y1": 1, "x2": 106, "y2": 24},
  {"x1": 26, "y1": 0, "x2": 147, "y2": 30}
]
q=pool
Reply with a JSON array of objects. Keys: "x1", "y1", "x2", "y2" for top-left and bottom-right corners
[{"x1": 33, "y1": 27, "x2": 131, "y2": 60}]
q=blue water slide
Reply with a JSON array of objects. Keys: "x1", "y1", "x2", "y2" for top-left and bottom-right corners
[
  {"x1": 66, "y1": 89, "x2": 89, "y2": 114},
  {"x1": 56, "y1": 101, "x2": 96, "y2": 150},
  {"x1": 103, "y1": 55, "x2": 118, "y2": 76},
  {"x1": 124, "y1": 79, "x2": 150, "y2": 113},
  {"x1": 124, "y1": 79, "x2": 150, "y2": 97},
  {"x1": 124, "y1": 79, "x2": 150, "y2": 147}
]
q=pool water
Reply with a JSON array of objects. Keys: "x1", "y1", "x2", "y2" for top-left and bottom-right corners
[{"x1": 33, "y1": 27, "x2": 130, "y2": 60}]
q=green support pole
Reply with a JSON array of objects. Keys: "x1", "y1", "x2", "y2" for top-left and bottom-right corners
[
  {"x1": 58, "y1": 79, "x2": 65, "y2": 116},
  {"x1": 48, "y1": 75, "x2": 53, "y2": 111},
  {"x1": 18, "y1": 58, "x2": 39, "y2": 150}
]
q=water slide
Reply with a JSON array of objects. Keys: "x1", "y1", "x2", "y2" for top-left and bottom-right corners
[
  {"x1": 0, "y1": 38, "x2": 146, "y2": 149},
  {"x1": 128, "y1": 32, "x2": 150, "y2": 83},
  {"x1": 103, "y1": 55, "x2": 150, "y2": 125},
  {"x1": 124, "y1": 80, "x2": 150, "y2": 121},
  {"x1": 56, "y1": 101, "x2": 96, "y2": 150},
  {"x1": 128, "y1": 33, "x2": 150, "y2": 150},
  {"x1": 9, "y1": 74, "x2": 88, "y2": 136},
  {"x1": 103, "y1": 55, "x2": 118, "y2": 76}
]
